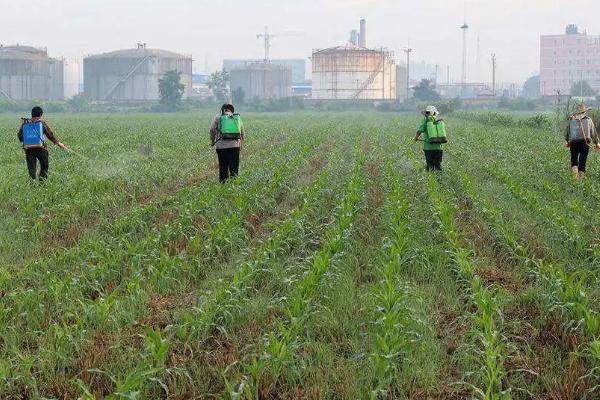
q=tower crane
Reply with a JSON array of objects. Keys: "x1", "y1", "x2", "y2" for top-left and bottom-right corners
[{"x1": 257, "y1": 26, "x2": 302, "y2": 62}]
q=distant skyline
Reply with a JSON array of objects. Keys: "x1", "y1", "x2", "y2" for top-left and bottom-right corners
[{"x1": 2, "y1": 0, "x2": 598, "y2": 83}]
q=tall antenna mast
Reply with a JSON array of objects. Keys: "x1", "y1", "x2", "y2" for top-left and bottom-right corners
[
  {"x1": 460, "y1": 1, "x2": 469, "y2": 85},
  {"x1": 476, "y1": 34, "x2": 481, "y2": 79},
  {"x1": 404, "y1": 41, "x2": 413, "y2": 99}
]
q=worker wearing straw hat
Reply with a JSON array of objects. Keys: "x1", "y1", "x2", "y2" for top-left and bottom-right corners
[
  {"x1": 565, "y1": 103, "x2": 600, "y2": 180},
  {"x1": 17, "y1": 106, "x2": 67, "y2": 181}
]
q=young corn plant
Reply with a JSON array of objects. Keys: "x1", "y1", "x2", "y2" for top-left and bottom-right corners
[{"x1": 466, "y1": 277, "x2": 511, "y2": 400}]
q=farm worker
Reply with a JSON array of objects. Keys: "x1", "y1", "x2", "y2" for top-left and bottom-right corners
[
  {"x1": 564, "y1": 103, "x2": 600, "y2": 180},
  {"x1": 17, "y1": 106, "x2": 67, "y2": 181},
  {"x1": 414, "y1": 105, "x2": 448, "y2": 171},
  {"x1": 210, "y1": 103, "x2": 245, "y2": 183}
]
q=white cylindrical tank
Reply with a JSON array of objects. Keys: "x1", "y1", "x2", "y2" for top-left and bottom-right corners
[
  {"x1": 0, "y1": 45, "x2": 64, "y2": 100},
  {"x1": 230, "y1": 63, "x2": 292, "y2": 100},
  {"x1": 63, "y1": 58, "x2": 81, "y2": 99},
  {"x1": 311, "y1": 46, "x2": 396, "y2": 100},
  {"x1": 84, "y1": 46, "x2": 192, "y2": 101}
]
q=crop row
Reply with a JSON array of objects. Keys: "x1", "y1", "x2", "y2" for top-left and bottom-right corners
[
  {"x1": 224, "y1": 153, "x2": 366, "y2": 398},
  {"x1": 367, "y1": 164, "x2": 423, "y2": 398},
  {"x1": 425, "y1": 173, "x2": 511, "y2": 399}
]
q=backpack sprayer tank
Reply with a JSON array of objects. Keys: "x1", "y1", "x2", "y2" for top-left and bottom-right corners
[
  {"x1": 425, "y1": 116, "x2": 448, "y2": 144},
  {"x1": 220, "y1": 113, "x2": 242, "y2": 140},
  {"x1": 21, "y1": 118, "x2": 46, "y2": 149},
  {"x1": 569, "y1": 118, "x2": 592, "y2": 143}
]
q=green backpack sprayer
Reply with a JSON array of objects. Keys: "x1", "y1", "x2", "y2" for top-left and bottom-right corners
[
  {"x1": 425, "y1": 116, "x2": 448, "y2": 144},
  {"x1": 220, "y1": 114, "x2": 242, "y2": 140}
]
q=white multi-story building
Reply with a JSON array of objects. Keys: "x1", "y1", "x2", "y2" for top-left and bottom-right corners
[{"x1": 540, "y1": 24, "x2": 600, "y2": 96}]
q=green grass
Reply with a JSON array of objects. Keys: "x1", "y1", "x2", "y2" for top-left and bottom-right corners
[{"x1": 2, "y1": 111, "x2": 600, "y2": 399}]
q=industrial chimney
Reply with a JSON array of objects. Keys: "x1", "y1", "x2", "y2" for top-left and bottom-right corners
[{"x1": 359, "y1": 19, "x2": 366, "y2": 47}]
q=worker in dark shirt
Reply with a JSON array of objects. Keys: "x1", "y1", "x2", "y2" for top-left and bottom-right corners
[{"x1": 18, "y1": 106, "x2": 66, "y2": 180}]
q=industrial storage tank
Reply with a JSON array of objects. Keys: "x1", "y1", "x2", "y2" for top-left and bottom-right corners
[
  {"x1": 396, "y1": 64, "x2": 408, "y2": 101},
  {"x1": 230, "y1": 63, "x2": 292, "y2": 100},
  {"x1": 312, "y1": 46, "x2": 396, "y2": 100},
  {"x1": 84, "y1": 44, "x2": 192, "y2": 101},
  {"x1": 0, "y1": 45, "x2": 64, "y2": 100},
  {"x1": 63, "y1": 58, "x2": 81, "y2": 99}
]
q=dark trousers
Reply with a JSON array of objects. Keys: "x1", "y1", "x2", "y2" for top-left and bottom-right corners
[
  {"x1": 424, "y1": 150, "x2": 443, "y2": 171},
  {"x1": 216, "y1": 147, "x2": 240, "y2": 183},
  {"x1": 570, "y1": 141, "x2": 590, "y2": 172},
  {"x1": 25, "y1": 148, "x2": 49, "y2": 180}
]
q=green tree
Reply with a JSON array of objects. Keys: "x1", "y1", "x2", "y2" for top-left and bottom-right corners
[
  {"x1": 522, "y1": 75, "x2": 540, "y2": 98},
  {"x1": 158, "y1": 70, "x2": 185, "y2": 109},
  {"x1": 67, "y1": 94, "x2": 88, "y2": 112},
  {"x1": 413, "y1": 79, "x2": 441, "y2": 101},
  {"x1": 207, "y1": 69, "x2": 230, "y2": 103},
  {"x1": 571, "y1": 80, "x2": 596, "y2": 97},
  {"x1": 232, "y1": 87, "x2": 245, "y2": 105}
]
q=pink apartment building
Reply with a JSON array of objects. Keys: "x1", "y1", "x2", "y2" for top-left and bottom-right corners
[{"x1": 540, "y1": 25, "x2": 600, "y2": 96}]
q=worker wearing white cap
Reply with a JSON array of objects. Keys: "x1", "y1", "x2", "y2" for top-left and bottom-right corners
[{"x1": 414, "y1": 105, "x2": 448, "y2": 171}]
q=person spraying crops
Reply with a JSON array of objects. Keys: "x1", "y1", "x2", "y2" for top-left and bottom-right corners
[
  {"x1": 414, "y1": 105, "x2": 448, "y2": 172},
  {"x1": 17, "y1": 106, "x2": 67, "y2": 181},
  {"x1": 564, "y1": 103, "x2": 600, "y2": 181},
  {"x1": 210, "y1": 104, "x2": 245, "y2": 183}
]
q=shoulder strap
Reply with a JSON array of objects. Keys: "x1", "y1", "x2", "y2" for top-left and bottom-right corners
[{"x1": 577, "y1": 118, "x2": 590, "y2": 146}]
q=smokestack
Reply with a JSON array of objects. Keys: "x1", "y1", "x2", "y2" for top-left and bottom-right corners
[{"x1": 359, "y1": 19, "x2": 366, "y2": 47}]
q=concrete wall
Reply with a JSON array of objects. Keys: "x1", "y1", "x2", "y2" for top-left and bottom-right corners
[
  {"x1": 84, "y1": 56, "x2": 192, "y2": 101},
  {"x1": 230, "y1": 64, "x2": 292, "y2": 100},
  {"x1": 312, "y1": 48, "x2": 396, "y2": 100},
  {"x1": 0, "y1": 58, "x2": 64, "y2": 100}
]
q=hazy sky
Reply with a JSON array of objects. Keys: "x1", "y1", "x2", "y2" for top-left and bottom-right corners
[{"x1": 2, "y1": 0, "x2": 599, "y2": 83}]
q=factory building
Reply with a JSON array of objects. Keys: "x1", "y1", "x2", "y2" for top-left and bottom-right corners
[
  {"x1": 0, "y1": 45, "x2": 64, "y2": 100},
  {"x1": 230, "y1": 63, "x2": 292, "y2": 100},
  {"x1": 540, "y1": 25, "x2": 600, "y2": 96},
  {"x1": 224, "y1": 59, "x2": 307, "y2": 84},
  {"x1": 311, "y1": 19, "x2": 396, "y2": 100},
  {"x1": 84, "y1": 44, "x2": 192, "y2": 101}
]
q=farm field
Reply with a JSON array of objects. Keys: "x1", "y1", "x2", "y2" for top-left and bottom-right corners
[{"x1": 2, "y1": 111, "x2": 600, "y2": 399}]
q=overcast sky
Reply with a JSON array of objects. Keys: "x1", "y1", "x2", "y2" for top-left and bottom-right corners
[{"x1": 2, "y1": 0, "x2": 598, "y2": 83}]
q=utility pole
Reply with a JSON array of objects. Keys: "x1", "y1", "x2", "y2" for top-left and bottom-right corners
[
  {"x1": 460, "y1": 1, "x2": 469, "y2": 85},
  {"x1": 491, "y1": 53, "x2": 497, "y2": 96},
  {"x1": 447, "y1": 65, "x2": 450, "y2": 85},
  {"x1": 404, "y1": 45, "x2": 413, "y2": 99}
]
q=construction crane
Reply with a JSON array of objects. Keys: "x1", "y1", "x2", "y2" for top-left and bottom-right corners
[{"x1": 257, "y1": 26, "x2": 302, "y2": 62}]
